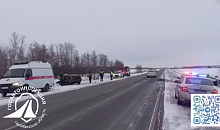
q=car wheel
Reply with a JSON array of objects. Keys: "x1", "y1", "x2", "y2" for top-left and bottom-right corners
[
  {"x1": 78, "y1": 82, "x2": 81, "y2": 84},
  {"x1": 43, "y1": 84, "x2": 50, "y2": 92},
  {"x1": 2, "y1": 93, "x2": 7, "y2": 97},
  {"x1": 175, "y1": 92, "x2": 177, "y2": 99},
  {"x1": 177, "y1": 93, "x2": 183, "y2": 105}
]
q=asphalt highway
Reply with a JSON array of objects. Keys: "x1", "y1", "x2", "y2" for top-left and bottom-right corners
[{"x1": 0, "y1": 70, "x2": 165, "y2": 130}]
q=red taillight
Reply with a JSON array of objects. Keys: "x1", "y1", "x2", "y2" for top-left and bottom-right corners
[
  {"x1": 213, "y1": 89, "x2": 218, "y2": 94},
  {"x1": 182, "y1": 87, "x2": 188, "y2": 92}
]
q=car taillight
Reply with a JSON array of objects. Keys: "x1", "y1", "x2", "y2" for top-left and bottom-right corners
[
  {"x1": 213, "y1": 89, "x2": 218, "y2": 94},
  {"x1": 182, "y1": 87, "x2": 188, "y2": 92}
]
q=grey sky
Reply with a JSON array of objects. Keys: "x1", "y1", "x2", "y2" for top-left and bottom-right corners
[{"x1": 1, "y1": 0, "x2": 220, "y2": 67}]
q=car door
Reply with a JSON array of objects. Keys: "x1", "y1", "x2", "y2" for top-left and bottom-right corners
[{"x1": 24, "y1": 69, "x2": 34, "y2": 87}]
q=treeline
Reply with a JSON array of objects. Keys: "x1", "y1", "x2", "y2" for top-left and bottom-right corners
[{"x1": 0, "y1": 32, "x2": 124, "y2": 77}]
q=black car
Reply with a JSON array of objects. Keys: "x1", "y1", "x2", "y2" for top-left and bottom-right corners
[
  {"x1": 68, "y1": 74, "x2": 82, "y2": 84},
  {"x1": 57, "y1": 74, "x2": 82, "y2": 86}
]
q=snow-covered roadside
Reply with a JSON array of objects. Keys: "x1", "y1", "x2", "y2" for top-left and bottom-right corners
[
  {"x1": 162, "y1": 69, "x2": 220, "y2": 130},
  {"x1": 162, "y1": 69, "x2": 191, "y2": 130},
  {"x1": 0, "y1": 72, "x2": 147, "y2": 106}
]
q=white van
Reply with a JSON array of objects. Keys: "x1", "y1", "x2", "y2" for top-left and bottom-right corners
[{"x1": 0, "y1": 61, "x2": 54, "y2": 97}]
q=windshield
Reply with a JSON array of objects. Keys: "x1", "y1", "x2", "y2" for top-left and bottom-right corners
[
  {"x1": 185, "y1": 78, "x2": 213, "y2": 86},
  {"x1": 3, "y1": 69, "x2": 26, "y2": 78},
  {"x1": 212, "y1": 80, "x2": 219, "y2": 86}
]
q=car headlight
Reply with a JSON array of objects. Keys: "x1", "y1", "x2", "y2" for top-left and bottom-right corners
[{"x1": 13, "y1": 82, "x2": 19, "y2": 86}]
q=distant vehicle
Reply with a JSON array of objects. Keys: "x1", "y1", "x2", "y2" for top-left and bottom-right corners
[
  {"x1": 113, "y1": 71, "x2": 124, "y2": 78},
  {"x1": 0, "y1": 61, "x2": 54, "y2": 97},
  {"x1": 57, "y1": 74, "x2": 82, "y2": 86},
  {"x1": 146, "y1": 70, "x2": 157, "y2": 78},
  {"x1": 175, "y1": 72, "x2": 218, "y2": 105},
  {"x1": 121, "y1": 66, "x2": 130, "y2": 76}
]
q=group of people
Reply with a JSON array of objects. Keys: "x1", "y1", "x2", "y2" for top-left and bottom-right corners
[{"x1": 88, "y1": 70, "x2": 114, "y2": 83}]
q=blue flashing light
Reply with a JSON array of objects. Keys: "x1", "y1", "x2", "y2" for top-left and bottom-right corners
[{"x1": 199, "y1": 74, "x2": 207, "y2": 77}]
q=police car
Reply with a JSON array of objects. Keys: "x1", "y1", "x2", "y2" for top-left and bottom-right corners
[{"x1": 174, "y1": 72, "x2": 218, "y2": 105}]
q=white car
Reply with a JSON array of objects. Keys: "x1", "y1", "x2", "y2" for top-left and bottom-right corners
[
  {"x1": 146, "y1": 70, "x2": 157, "y2": 78},
  {"x1": 0, "y1": 61, "x2": 54, "y2": 97},
  {"x1": 113, "y1": 71, "x2": 124, "y2": 78},
  {"x1": 175, "y1": 72, "x2": 218, "y2": 105}
]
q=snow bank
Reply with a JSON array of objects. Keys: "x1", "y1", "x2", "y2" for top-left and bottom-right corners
[
  {"x1": 0, "y1": 72, "x2": 147, "y2": 106},
  {"x1": 163, "y1": 69, "x2": 191, "y2": 130}
]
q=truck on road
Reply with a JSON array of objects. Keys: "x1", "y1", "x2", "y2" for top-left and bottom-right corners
[{"x1": 121, "y1": 66, "x2": 130, "y2": 76}]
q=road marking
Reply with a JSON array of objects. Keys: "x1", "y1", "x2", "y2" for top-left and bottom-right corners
[
  {"x1": 46, "y1": 82, "x2": 144, "y2": 130},
  {"x1": 105, "y1": 89, "x2": 114, "y2": 93},
  {"x1": 148, "y1": 85, "x2": 162, "y2": 130},
  {"x1": 4, "y1": 114, "x2": 49, "y2": 130}
]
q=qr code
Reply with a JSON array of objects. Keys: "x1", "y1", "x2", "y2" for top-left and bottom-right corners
[{"x1": 191, "y1": 94, "x2": 220, "y2": 126}]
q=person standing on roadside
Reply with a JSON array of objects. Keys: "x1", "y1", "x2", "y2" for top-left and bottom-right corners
[
  {"x1": 88, "y1": 71, "x2": 92, "y2": 83},
  {"x1": 110, "y1": 70, "x2": 114, "y2": 80},
  {"x1": 100, "y1": 70, "x2": 104, "y2": 81},
  {"x1": 60, "y1": 72, "x2": 64, "y2": 86}
]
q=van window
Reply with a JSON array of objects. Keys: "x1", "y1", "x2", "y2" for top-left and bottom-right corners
[
  {"x1": 3, "y1": 69, "x2": 26, "y2": 78},
  {"x1": 25, "y1": 69, "x2": 33, "y2": 77}
]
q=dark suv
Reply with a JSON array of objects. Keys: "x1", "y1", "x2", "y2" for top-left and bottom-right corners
[{"x1": 58, "y1": 74, "x2": 82, "y2": 86}]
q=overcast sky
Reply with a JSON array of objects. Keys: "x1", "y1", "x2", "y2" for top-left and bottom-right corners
[{"x1": 1, "y1": 0, "x2": 220, "y2": 67}]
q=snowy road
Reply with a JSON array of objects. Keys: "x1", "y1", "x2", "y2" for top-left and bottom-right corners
[
  {"x1": 0, "y1": 72, "x2": 148, "y2": 106},
  {"x1": 163, "y1": 69, "x2": 220, "y2": 130},
  {"x1": 0, "y1": 70, "x2": 164, "y2": 130}
]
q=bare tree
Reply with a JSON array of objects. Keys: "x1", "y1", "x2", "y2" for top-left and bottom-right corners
[
  {"x1": 74, "y1": 50, "x2": 80, "y2": 74},
  {"x1": 135, "y1": 64, "x2": 142, "y2": 73},
  {"x1": 0, "y1": 32, "x2": 126, "y2": 78},
  {"x1": 91, "y1": 51, "x2": 98, "y2": 79},
  {"x1": 17, "y1": 35, "x2": 26, "y2": 62},
  {"x1": 0, "y1": 45, "x2": 9, "y2": 75},
  {"x1": 8, "y1": 32, "x2": 21, "y2": 65}
]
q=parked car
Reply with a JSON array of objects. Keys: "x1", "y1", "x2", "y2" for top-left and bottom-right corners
[
  {"x1": 0, "y1": 61, "x2": 54, "y2": 97},
  {"x1": 113, "y1": 71, "x2": 124, "y2": 78},
  {"x1": 57, "y1": 74, "x2": 82, "y2": 86},
  {"x1": 175, "y1": 72, "x2": 218, "y2": 105}
]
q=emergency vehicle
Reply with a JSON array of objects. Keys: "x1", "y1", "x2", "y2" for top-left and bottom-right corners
[
  {"x1": 121, "y1": 66, "x2": 130, "y2": 76},
  {"x1": 0, "y1": 61, "x2": 54, "y2": 97}
]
